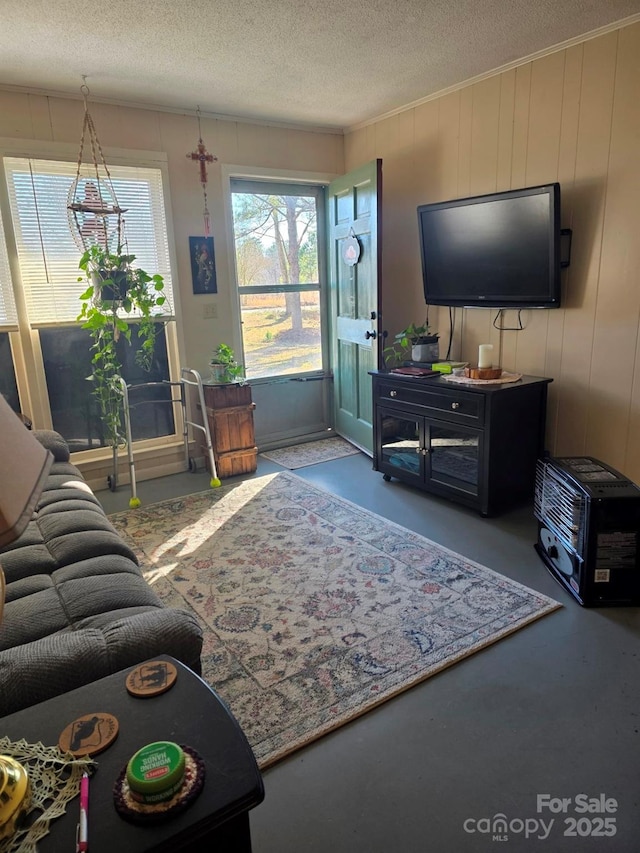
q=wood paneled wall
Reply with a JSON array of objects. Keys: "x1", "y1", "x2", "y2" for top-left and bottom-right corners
[{"x1": 345, "y1": 23, "x2": 640, "y2": 482}]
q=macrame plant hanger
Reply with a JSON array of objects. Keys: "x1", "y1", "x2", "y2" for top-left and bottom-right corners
[
  {"x1": 186, "y1": 107, "x2": 217, "y2": 236},
  {"x1": 67, "y1": 80, "x2": 127, "y2": 253},
  {"x1": 66, "y1": 80, "x2": 130, "y2": 494}
]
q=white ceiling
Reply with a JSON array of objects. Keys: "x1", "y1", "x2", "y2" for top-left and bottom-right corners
[{"x1": 2, "y1": 1, "x2": 640, "y2": 131}]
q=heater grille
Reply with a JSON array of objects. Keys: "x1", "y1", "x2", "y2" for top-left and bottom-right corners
[{"x1": 534, "y1": 460, "x2": 586, "y2": 556}]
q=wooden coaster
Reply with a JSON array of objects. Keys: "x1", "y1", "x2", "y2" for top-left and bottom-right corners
[
  {"x1": 125, "y1": 661, "x2": 178, "y2": 698},
  {"x1": 59, "y1": 712, "x2": 119, "y2": 757},
  {"x1": 464, "y1": 366, "x2": 503, "y2": 380}
]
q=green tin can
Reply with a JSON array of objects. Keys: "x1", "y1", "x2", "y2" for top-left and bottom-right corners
[{"x1": 126, "y1": 741, "x2": 186, "y2": 804}]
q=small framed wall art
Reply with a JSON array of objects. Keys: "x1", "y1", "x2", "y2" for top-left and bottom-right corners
[{"x1": 190, "y1": 236, "x2": 217, "y2": 294}]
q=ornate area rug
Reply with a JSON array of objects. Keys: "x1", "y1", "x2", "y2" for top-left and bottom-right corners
[
  {"x1": 259, "y1": 436, "x2": 361, "y2": 468},
  {"x1": 109, "y1": 472, "x2": 560, "y2": 768}
]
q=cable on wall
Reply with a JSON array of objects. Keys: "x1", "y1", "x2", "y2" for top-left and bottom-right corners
[{"x1": 492, "y1": 309, "x2": 524, "y2": 331}]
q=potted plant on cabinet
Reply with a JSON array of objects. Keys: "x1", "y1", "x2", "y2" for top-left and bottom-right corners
[
  {"x1": 77, "y1": 244, "x2": 167, "y2": 453},
  {"x1": 209, "y1": 343, "x2": 245, "y2": 384},
  {"x1": 383, "y1": 321, "x2": 439, "y2": 366}
]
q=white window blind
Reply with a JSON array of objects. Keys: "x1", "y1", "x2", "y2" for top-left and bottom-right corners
[
  {"x1": 3, "y1": 158, "x2": 174, "y2": 325},
  {"x1": 0, "y1": 202, "x2": 18, "y2": 330}
]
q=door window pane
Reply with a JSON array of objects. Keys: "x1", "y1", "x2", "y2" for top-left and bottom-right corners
[
  {"x1": 39, "y1": 325, "x2": 174, "y2": 453},
  {"x1": 239, "y1": 290, "x2": 322, "y2": 378},
  {"x1": 231, "y1": 181, "x2": 324, "y2": 380}
]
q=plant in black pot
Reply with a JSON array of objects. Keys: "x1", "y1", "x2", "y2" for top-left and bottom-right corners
[
  {"x1": 383, "y1": 321, "x2": 439, "y2": 366},
  {"x1": 77, "y1": 244, "x2": 167, "y2": 450}
]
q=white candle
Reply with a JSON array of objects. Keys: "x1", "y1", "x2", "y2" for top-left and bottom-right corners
[{"x1": 478, "y1": 344, "x2": 493, "y2": 369}]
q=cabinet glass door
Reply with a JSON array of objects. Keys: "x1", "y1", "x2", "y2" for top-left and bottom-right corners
[
  {"x1": 427, "y1": 424, "x2": 480, "y2": 496},
  {"x1": 378, "y1": 409, "x2": 423, "y2": 480}
]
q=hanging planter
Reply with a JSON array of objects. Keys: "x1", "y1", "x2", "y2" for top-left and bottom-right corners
[
  {"x1": 91, "y1": 268, "x2": 131, "y2": 303},
  {"x1": 69, "y1": 83, "x2": 169, "y2": 457}
]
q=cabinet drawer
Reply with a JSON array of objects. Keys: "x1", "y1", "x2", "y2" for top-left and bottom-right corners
[{"x1": 377, "y1": 380, "x2": 484, "y2": 424}]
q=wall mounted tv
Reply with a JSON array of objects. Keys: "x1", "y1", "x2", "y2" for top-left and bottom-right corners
[{"x1": 417, "y1": 183, "x2": 562, "y2": 309}]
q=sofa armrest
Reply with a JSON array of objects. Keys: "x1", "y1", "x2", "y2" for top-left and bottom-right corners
[
  {"x1": 32, "y1": 429, "x2": 70, "y2": 463},
  {"x1": 0, "y1": 609, "x2": 203, "y2": 717},
  {"x1": 0, "y1": 630, "x2": 111, "y2": 716}
]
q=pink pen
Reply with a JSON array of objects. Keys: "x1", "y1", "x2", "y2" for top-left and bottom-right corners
[{"x1": 77, "y1": 772, "x2": 89, "y2": 853}]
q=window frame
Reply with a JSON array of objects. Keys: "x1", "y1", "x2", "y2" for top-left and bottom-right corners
[{"x1": 0, "y1": 137, "x2": 184, "y2": 459}]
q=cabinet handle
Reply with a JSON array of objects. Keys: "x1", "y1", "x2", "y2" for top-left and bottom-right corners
[
  {"x1": 389, "y1": 390, "x2": 397, "y2": 397},
  {"x1": 451, "y1": 402, "x2": 460, "y2": 410}
]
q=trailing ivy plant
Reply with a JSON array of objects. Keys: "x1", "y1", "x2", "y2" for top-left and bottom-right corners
[{"x1": 77, "y1": 244, "x2": 167, "y2": 449}]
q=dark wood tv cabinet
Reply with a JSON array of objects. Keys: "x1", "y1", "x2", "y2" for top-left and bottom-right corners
[{"x1": 371, "y1": 370, "x2": 552, "y2": 516}]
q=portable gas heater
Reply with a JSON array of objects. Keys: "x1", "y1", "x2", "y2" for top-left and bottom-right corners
[{"x1": 534, "y1": 456, "x2": 640, "y2": 606}]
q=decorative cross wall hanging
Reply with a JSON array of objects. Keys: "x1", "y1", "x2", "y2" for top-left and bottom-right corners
[{"x1": 186, "y1": 107, "x2": 218, "y2": 236}]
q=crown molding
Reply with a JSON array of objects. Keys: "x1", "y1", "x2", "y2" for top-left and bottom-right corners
[{"x1": 346, "y1": 13, "x2": 640, "y2": 134}]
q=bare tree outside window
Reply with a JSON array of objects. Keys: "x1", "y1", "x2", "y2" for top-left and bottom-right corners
[{"x1": 231, "y1": 186, "x2": 323, "y2": 379}]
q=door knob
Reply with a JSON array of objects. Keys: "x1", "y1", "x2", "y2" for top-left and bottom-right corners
[{"x1": 365, "y1": 330, "x2": 377, "y2": 340}]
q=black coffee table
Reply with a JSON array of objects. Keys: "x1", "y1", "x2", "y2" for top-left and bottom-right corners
[{"x1": 0, "y1": 656, "x2": 264, "y2": 852}]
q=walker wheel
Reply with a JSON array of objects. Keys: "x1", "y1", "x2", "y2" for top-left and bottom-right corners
[
  {"x1": 107, "y1": 475, "x2": 116, "y2": 491},
  {"x1": 188, "y1": 457, "x2": 196, "y2": 472}
]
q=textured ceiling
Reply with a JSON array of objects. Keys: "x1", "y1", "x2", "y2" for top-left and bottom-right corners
[{"x1": 1, "y1": 0, "x2": 640, "y2": 130}]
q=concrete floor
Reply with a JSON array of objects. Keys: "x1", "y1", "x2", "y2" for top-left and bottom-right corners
[{"x1": 98, "y1": 452, "x2": 640, "y2": 852}]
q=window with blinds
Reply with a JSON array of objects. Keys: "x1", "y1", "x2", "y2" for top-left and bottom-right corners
[
  {"x1": 3, "y1": 158, "x2": 174, "y2": 325},
  {"x1": 0, "y1": 203, "x2": 18, "y2": 330}
]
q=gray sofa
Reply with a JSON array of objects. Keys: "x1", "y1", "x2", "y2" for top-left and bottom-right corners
[{"x1": 0, "y1": 430, "x2": 203, "y2": 717}]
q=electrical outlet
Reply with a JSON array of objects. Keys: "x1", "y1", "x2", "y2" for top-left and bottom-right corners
[{"x1": 203, "y1": 304, "x2": 217, "y2": 319}]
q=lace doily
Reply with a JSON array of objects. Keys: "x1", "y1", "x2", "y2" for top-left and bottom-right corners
[
  {"x1": 0, "y1": 737, "x2": 96, "y2": 853},
  {"x1": 440, "y1": 371, "x2": 523, "y2": 385}
]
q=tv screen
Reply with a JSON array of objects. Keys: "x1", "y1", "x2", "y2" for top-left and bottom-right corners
[{"x1": 417, "y1": 183, "x2": 561, "y2": 309}]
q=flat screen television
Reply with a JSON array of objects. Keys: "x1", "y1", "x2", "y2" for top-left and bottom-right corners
[{"x1": 417, "y1": 183, "x2": 562, "y2": 309}]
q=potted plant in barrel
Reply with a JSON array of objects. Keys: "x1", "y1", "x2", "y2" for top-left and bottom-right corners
[
  {"x1": 209, "y1": 343, "x2": 245, "y2": 384},
  {"x1": 77, "y1": 244, "x2": 167, "y2": 452},
  {"x1": 383, "y1": 321, "x2": 439, "y2": 367}
]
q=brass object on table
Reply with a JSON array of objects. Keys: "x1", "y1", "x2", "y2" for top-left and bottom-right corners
[{"x1": 0, "y1": 755, "x2": 31, "y2": 841}]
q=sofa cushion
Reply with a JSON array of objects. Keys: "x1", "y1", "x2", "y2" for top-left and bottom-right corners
[
  {"x1": 0, "y1": 543, "x2": 57, "y2": 580},
  {"x1": 0, "y1": 578, "x2": 69, "y2": 649},
  {"x1": 0, "y1": 553, "x2": 161, "y2": 651}
]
